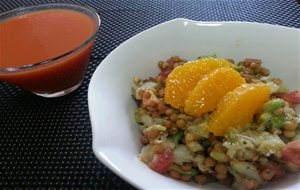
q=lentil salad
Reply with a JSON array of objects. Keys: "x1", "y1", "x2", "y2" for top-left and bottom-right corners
[{"x1": 131, "y1": 56, "x2": 300, "y2": 190}]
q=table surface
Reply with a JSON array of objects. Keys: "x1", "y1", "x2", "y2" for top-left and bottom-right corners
[{"x1": 0, "y1": 0, "x2": 299, "y2": 188}]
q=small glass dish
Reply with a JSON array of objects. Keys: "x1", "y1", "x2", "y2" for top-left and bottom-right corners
[{"x1": 0, "y1": 3, "x2": 100, "y2": 98}]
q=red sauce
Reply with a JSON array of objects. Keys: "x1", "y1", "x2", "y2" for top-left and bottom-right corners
[{"x1": 0, "y1": 9, "x2": 97, "y2": 94}]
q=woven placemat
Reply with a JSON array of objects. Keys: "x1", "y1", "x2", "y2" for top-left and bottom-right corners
[{"x1": 0, "y1": 0, "x2": 299, "y2": 188}]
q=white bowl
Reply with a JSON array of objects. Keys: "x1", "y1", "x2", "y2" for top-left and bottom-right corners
[{"x1": 88, "y1": 19, "x2": 300, "y2": 189}]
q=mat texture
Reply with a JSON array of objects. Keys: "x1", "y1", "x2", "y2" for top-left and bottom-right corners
[{"x1": 0, "y1": 0, "x2": 299, "y2": 188}]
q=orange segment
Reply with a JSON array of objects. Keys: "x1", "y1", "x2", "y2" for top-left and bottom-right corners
[
  {"x1": 184, "y1": 68, "x2": 246, "y2": 117},
  {"x1": 164, "y1": 57, "x2": 233, "y2": 108},
  {"x1": 208, "y1": 83, "x2": 271, "y2": 136}
]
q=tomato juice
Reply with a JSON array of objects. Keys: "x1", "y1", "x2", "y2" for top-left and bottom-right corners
[{"x1": 0, "y1": 4, "x2": 100, "y2": 97}]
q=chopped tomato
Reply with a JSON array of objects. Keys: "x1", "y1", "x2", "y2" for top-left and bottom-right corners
[
  {"x1": 259, "y1": 162, "x2": 286, "y2": 180},
  {"x1": 274, "y1": 91, "x2": 300, "y2": 108},
  {"x1": 282, "y1": 141, "x2": 300, "y2": 166},
  {"x1": 159, "y1": 67, "x2": 173, "y2": 79},
  {"x1": 158, "y1": 58, "x2": 178, "y2": 79},
  {"x1": 149, "y1": 149, "x2": 173, "y2": 174}
]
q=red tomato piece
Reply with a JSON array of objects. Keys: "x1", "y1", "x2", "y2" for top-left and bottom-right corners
[
  {"x1": 158, "y1": 58, "x2": 177, "y2": 79},
  {"x1": 149, "y1": 149, "x2": 173, "y2": 174},
  {"x1": 282, "y1": 140, "x2": 300, "y2": 166},
  {"x1": 259, "y1": 162, "x2": 286, "y2": 180},
  {"x1": 159, "y1": 67, "x2": 173, "y2": 79},
  {"x1": 274, "y1": 91, "x2": 300, "y2": 108}
]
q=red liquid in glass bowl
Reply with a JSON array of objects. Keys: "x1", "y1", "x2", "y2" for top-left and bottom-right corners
[{"x1": 0, "y1": 4, "x2": 100, "y2": 97}]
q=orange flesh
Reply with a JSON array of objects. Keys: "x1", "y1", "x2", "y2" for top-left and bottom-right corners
[
  {"x1": 164, "y1": 57, "x2": 233, "y2": 108},
  {"x1": 184, "y1": 68, "x2": 246, "y2": 117},
  {"x1": 208, "y1": 83, "x2": 271, "y2": 136}
]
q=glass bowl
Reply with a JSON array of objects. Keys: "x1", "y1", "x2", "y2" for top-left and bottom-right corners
[{"x1": 0, "y1": 3, "x2": 100, "y2": 97}]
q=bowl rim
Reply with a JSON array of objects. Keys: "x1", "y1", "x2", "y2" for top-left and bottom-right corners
[{"x1": 0, "y1": 3, "x2": 101, "y2": 74}]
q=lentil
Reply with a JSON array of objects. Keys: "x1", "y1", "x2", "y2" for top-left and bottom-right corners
[
  {"x1": 272, "y1": 78, "x2": 282, "y2": 85},
  {"x1": 150, "y1": 111, "x2": 159, "y2": 117},
  {"x1": 155, "y1": 75, "x2": 164, "y2": 83},
  {"x1": 187, "y1": 141, "x2": 203, "y2": 152},
  {"x1": 254, "y1": 67, "x2": 262, "y2": 74},
  {"x1": 239, "y1": 61, "x2": 249, "y2": 67},
  {"x1": 260, "y1": 169, "x2": 274, "y2": 180},
  {"x1": 144, "y1": 128, "x2": 159, "y2": 139},
  {"x1": 165, "y1": 108, "x2": 173, "y2": 116},
  {"x1": 163, "y1": 120, "x2": 172, "y2": 128},
  {"x1": 215, "y1": 163, "x2": 228, "y2": 174},
  {"x1": 170, "y1": 113, "x2": 178, "y2": 122},
  {"x1": 176, "y1": 119, "x2": 186, "y2": 128},
  {"x1": 140, "y1": 135, "x2": 149, "y2": 144},
  {"x1": 195, "y1": 175, "x2": 207, "y2": 185},
  {"x1": 210, "y1": 149, "x2": 230, "y2": 163},
  {"x1": 249, "y1": 62, "x2": 260, "y2": 69},
  {"x1": 260, "y1": 67, "x2": 270, "y2": 76},
  {"x1": 244, "y1": 58, "x2": 262, "y2": 65},
  {"x1": 170, "y1": 170, "x2": 181, "y2": 179},
  {"x1": 137, "y1": 107, "x2": 147, "y2": 115},
  {"x1": 185, "y1": 132, "x2": 196, "y2": 142},
  {"x1": 204, "y1": 157, "x2": 216, "y2": 168},
  {"x1": 283, "y1": 121, "x2": 297, "y2": 130},
  {"x1": 157, "y1": 101, "x2": 166, "y2": 113},
  {"x1": 243, "y1": 67, "x2": 254, "y2": 75},
  {"x1": 241, "y1": 73, "x2": 253, "y2": 83},
  {"x1": 243, "y1": 178, "x2": 259, "y2": 189},
  {"x1": 214, "y1": 142, "x2": 226, "y2": 152},
  {"x1": 180, "y1": 175, "x2": 192, "y2": 181},
  {"x1": 181, "y1": 163, "x2": 193, "y2": 171},
  {"x1": 157, "y1": 88, "x2": 164, "y2": 97},
  {"x1": 171, "y1": 55, "x2": 182, "y2": 62},
  {"x1": 160, "y1": 61, "x2": 169, "y2": 70},
  {"x1": 270, "y1": 128, "x2": 282, "y2": 135},
  {"x1": 283, "y1": 130, "x2": 295, "y2": 138},
  {"x1": 177, "y1": 113, "x2": 189, "y2": 120},
  {"x1": 152, "y1": 144, "x2": 164, "y2": 154}
]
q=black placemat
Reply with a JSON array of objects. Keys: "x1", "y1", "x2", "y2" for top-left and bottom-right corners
[{"x1": 1, "y1": 0, "x2": 299, "y2": 188}]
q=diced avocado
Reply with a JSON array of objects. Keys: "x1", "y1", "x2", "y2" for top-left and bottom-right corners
[
  {"x1": 263, "y1": 99, "x2": 284, "y2": 113},
  {"x1": 234, "y1": 65, "x2": 244, "y2": 72},
  {"x1": 172, "y1": 130, "x2": 184, "y2": 144},
  {"x1": 188, "y1": 168, "x2": 200, "y2": 176},
  {"x1": 270, "y1": 116, "x2": 286, "y2": 128}
]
